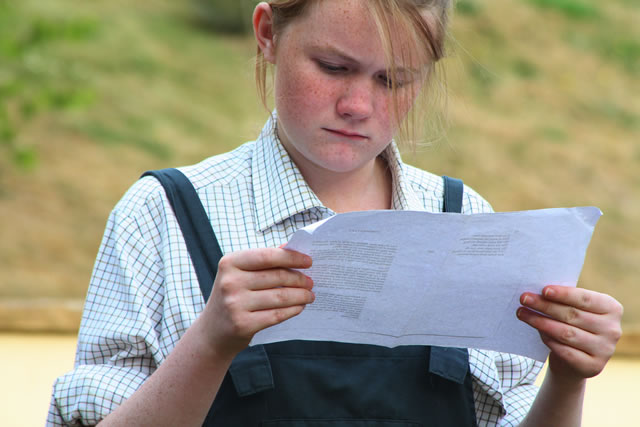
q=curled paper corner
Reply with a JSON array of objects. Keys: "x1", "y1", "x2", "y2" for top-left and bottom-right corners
[{"x1": 575, "y1": 206, "x2": 603, "y2": 229}]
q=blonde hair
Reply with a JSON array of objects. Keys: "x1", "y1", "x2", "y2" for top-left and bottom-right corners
[{"x1": 255, "y1": 0, "x2": 452, "y2": 147}]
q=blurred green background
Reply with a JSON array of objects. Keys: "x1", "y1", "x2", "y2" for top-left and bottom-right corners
[{"x1": 0, "y1": 0, "x2": 638, "y2": 353}]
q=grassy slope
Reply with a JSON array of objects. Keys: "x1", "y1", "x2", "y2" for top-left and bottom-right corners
[{"x1": 0, "y1": 0, "x2": 638, "y2": 332}]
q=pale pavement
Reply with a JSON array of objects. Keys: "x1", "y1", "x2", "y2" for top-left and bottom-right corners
[{"x1": 1, "y1": 333, "x2": 637, "y2": 426}]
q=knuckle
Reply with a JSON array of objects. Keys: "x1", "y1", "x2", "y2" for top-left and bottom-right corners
[
  {"x1": 274, "y1": 288, "x2": 289, "y2": 305},
  {"x1": 217, "y1": 276, "x2": 236, "y2": 296},
  {"x1": 218, "y1": 255, "x2": 233, "y2": 271},
  {"x1": 602, "y1": 341, "x2": 617, "y2": 359},
  {"x1": 257, "y1": 249, "x2": 274, "y2": 266},
  {"x1": 608, "y1": 325, "x2": 623, "y2": 342},
  {"x1": 255, "y1": 250, "x2": 267, "y2": 265},
  {"x1": 272, "y1": 308, "x2": 290, "y2": 324},
  {"x1": 579, "y1": 293, "x2": 593, "y2": 309},
  {"x1": 615, "y1": 326, "x2": 623, "y2": 341},
  {"x1": 564, "y1": 307, "x2": 580, "y2": 324},
  {"x1": 294, "y1": 270, "x2": 307, "y2": 284},
  {"x1": 297, "y1": 272, "x2": 311, "y2": 288},
  {"x1": 255, "y1": 270, "x2": 270, "y2": 284},
  {"x1": 560, "y1": 326, "x2": 577, "y2": 343},
  {"x1": 284, "y1": 270, "x2": 302, "y2": 288},
  {"x1": 293, "y1": 273, "x2": 308, "y2": 289},
  {"x1": 614, "y1": 300, "x2": 624, "y2": 317},
  {"x1": 275, "y1": 268, "x2": 288, "y2": 285},
  {"x1": 222, "y1": 292, "x2": 240, "y2": 312}
]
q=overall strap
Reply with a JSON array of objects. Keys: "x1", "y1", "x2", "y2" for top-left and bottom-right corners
[
  {"x1": 443, "y1": 175, "x2": 464, "y2": 214},
  {"x1": 141, "y1": 168, "x2": 223, "y2": 302},
  {"x1": 429, "y1": 175, "x2": 469, "y2": 384},
  {"x1": 141, "y1": 168, "x2": 274, "y2": 396}
]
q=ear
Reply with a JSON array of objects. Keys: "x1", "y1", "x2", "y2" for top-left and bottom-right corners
[{"x1": 253, "y1": 2, "x2": 276, "y2": 64}]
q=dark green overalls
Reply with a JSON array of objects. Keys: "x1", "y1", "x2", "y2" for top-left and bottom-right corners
[{"x1": 143, "y1": 169, "x2": 477, "y2": 427}]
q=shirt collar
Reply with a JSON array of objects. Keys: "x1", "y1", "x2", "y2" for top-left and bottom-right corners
[
  {"x1": 252, "y1": 112, "x2": 326, "y2": 232},
  {"x1": 381, "y1": 142, "x2": 425, "y2": 212}
]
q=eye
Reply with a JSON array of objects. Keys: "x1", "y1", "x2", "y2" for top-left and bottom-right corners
[
  {"x1": 317, "y1": 60, "x2": 348, "y2": 74},
  {"x1": 377, "y1": 73, "x2": 406, "y2": 89}
]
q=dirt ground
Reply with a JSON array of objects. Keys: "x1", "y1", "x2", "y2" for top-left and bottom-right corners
[{"x1": 3, "y1": 333, "x2": 638, "y2": 426}]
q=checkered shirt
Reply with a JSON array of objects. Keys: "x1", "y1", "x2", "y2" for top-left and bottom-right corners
[{"x1": 48, "y1": 113, "x2": 543, "y2": 426}]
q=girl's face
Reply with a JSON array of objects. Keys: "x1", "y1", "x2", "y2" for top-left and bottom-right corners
[{"x1": 265, "y1": 0, "x2": 426, "y2": 179}]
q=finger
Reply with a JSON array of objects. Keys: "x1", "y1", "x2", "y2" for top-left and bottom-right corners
[
  {"x1": 224, "y1": 248, "x2": 312, "y2": 271},
  {"x1": 249, "y1": 305, "x2": 308, "y2": 331},
  {"x1": 516, "y1": 307, "x2": 603, "y2": 356},
  {"x1": 244, "y1": 268, "x2": 314, "y2": 291},
  {"x1": 520, "y1": 292, "x2": 607, "y2": 334},
  {"x1": 539, "y1": 286, "x2": 622, "y2": 316},
  {"x1": 246, "y1": 287, "x2": 315, "y2": 312},
  {"x1": 540, "y1": 333, "x2": 606, "y2": 379}
]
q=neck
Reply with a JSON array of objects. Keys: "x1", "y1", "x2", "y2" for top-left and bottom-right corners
[{"x1": 303, "y1": 156, "x2": 393, "y2": 213}]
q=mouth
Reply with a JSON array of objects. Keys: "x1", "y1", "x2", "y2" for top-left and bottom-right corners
[{"x1": 323, "y1": 128, "x2": 368, "y2": 140}]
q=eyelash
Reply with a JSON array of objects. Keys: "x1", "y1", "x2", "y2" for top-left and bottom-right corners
[
  {"x1": 317, "y1": 61, "x2": 347, "y2": 74},
  {"x1": 378, "y1": 74, "x2": 405, "y2": 89},
  {"x1": 316, "y1": 60, "x2": 405, "y2": 89}
]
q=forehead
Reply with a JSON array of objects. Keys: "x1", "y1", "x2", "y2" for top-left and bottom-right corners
[
  {"x1": 280, "y1": 0, "x2": 429, "y2": 69},
  {"x1": 285, "y1": 0, "x2": 378, "y2": 48}
]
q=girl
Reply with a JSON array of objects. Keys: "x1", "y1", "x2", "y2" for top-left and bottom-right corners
[{"x1": 49, "y1": 1, "x2": 623, "y2": 426}]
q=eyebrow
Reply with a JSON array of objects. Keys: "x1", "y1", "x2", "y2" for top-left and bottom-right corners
[{"x1": 310, "y1": 44, "x2": 423, "y2": 75}]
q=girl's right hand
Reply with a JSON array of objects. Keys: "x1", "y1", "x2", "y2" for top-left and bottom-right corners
[{"x1": 201, "y1": 247, "x2": 315, "y2": 358}]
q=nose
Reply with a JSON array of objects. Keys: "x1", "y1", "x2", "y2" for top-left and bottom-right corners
[{"x1": 336, "y1": 79, "x2": 374, "y2": 121}]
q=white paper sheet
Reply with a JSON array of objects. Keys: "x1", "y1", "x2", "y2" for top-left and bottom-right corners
[{"x1": 250, "y1": 207, "x2": 602, "y2": 361}]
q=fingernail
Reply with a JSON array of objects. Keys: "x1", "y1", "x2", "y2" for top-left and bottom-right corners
[
  {"x1": 516, "y1": 307, "x2": 524, "y2": 318},
  {"x1": 521, "y1": 295, "x2": 530, "y2": 306},
  {"x1": 544, "y1": 288, "x2": 555, "y2": 298}
]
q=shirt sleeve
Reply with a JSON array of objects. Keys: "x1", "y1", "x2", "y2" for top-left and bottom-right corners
[
  {"x1": 470, "y1": 349, "x2": 544, "y2": 427},
  {"x1": 48, "y1": 203, "x2": 167, "y2": 426},
  {"x1": 496, "y1": 353, "x2": 544, "y2": 426}
]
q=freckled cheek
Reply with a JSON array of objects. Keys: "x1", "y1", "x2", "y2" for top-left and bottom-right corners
[
  {"x1": 373, "y1": 95, "x2": 395, "y2": 137},
  {"x1": 276, "y1": 67, "x2": 338, "y2": 118}
]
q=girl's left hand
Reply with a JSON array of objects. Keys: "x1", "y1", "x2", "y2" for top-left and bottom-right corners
[{"x1": 518, "y1": 285, "x2": 623, "y2": 381}]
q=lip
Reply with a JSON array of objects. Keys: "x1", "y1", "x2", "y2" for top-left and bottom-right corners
[{"x1": 323, "y1": 128, "x2": 368, "y2": 140}]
